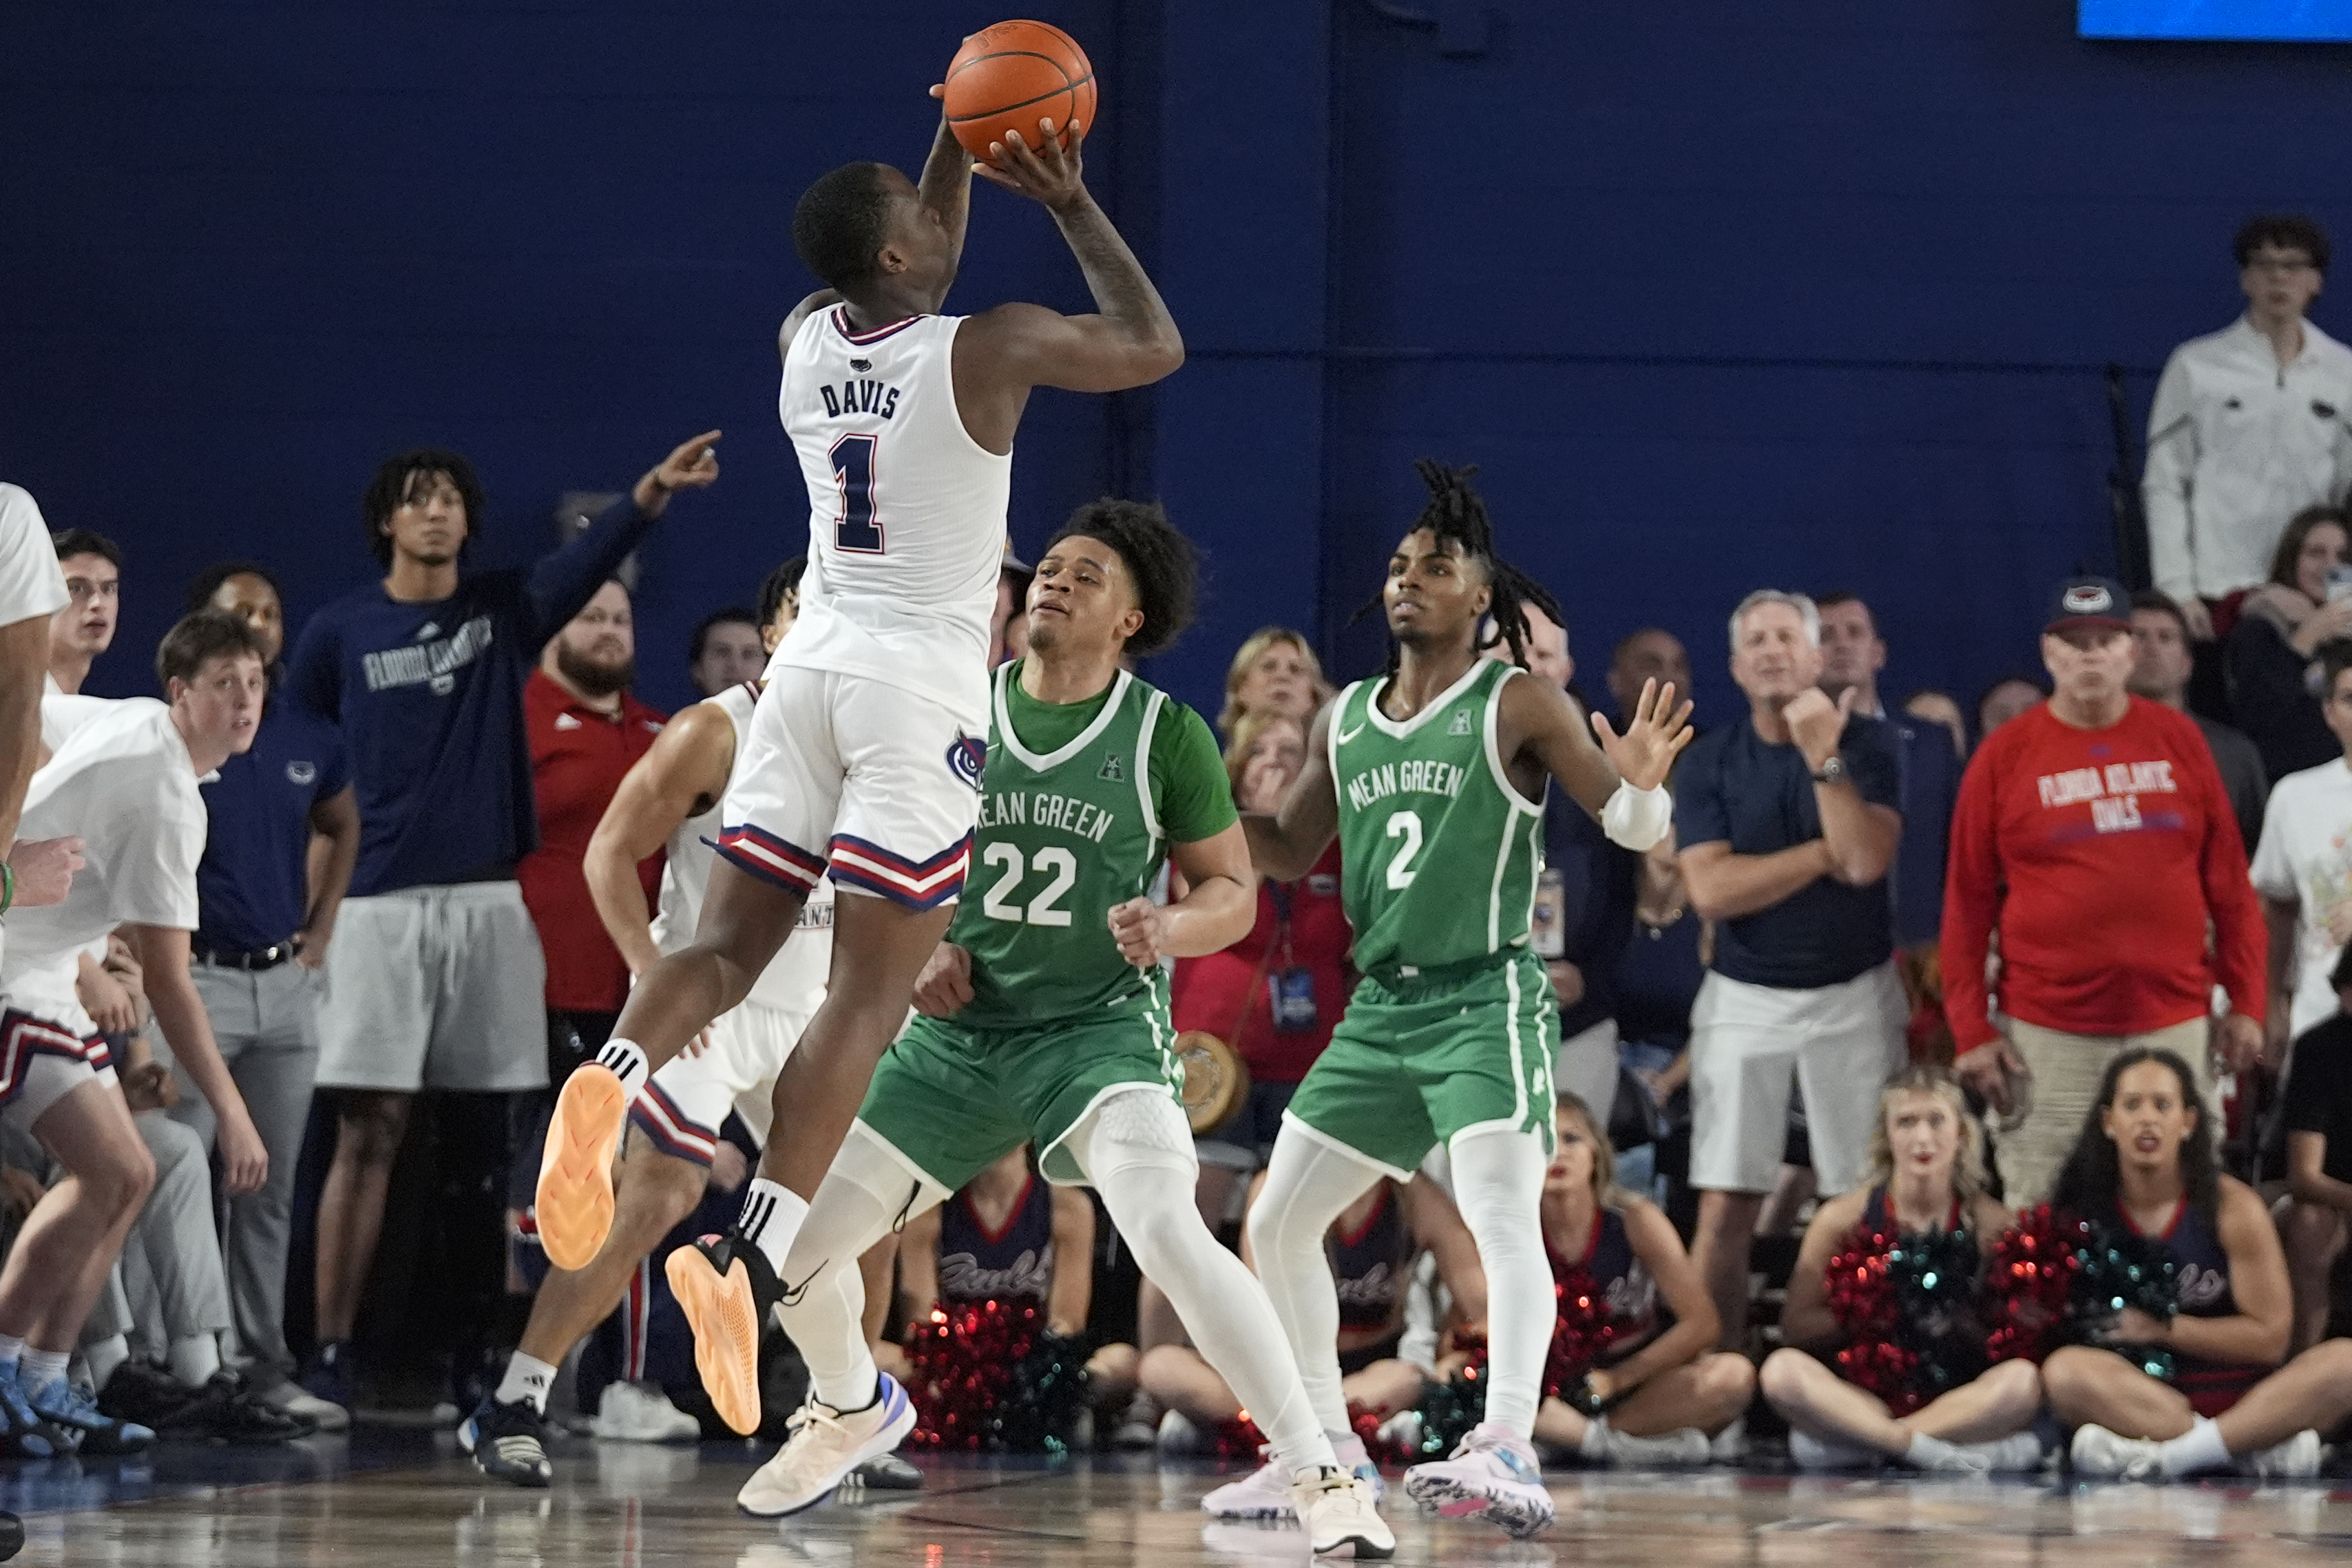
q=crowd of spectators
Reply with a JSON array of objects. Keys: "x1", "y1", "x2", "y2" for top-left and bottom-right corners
[{"x1": 0, "y1": 212, "x2": 2349, "y2": 1483}]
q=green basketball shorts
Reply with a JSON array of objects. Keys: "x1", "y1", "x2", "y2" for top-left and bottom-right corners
[{"x1": 1282, "y1": 948, "x2": 1559, "y2": 1178}]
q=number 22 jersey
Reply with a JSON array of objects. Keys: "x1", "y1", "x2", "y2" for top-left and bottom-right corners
[{"x1": 776, "y1": 307, "x2": 1011, "y2": 729}]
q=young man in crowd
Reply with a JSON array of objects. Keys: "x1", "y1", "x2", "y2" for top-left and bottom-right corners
[
  {"x1": 2254, "y1": 648, "x2": 2352, "y2": 1070},
  {"x1": 1, "y1": 613, "x2": 276, "y2": 1451},
  {"x1": 170, "y1": 562, "x2": 359, "y2": 1428},
  {"x1": 1944, "y1": 577, "x2": 2265, "y2": 1204},
  {"x1": 2145, "y1": 215, "x2": 2352, "y2": 644},
  {"x1": 46, "y1": 529, "x2": 120, "y2": 698},
  {"x1": 2277, "y1": 944, "x2": 2352, "y2": 1352},
  {"x1": 1676, "y1": 591, "x2": 1906, "y2": 1352},
  {"x1": 2128, "y1": 589, "x2": 2267, "y2": 853},
  {"x1": 286, "y1": 430, "x2": 720, "y2": 1409},
  {"x1": 686, "y1": 607, "x2": 765, "y2": 699},
  {"x1": 1246, "y1": 463, "x2": 1688, "y2": 1540}
]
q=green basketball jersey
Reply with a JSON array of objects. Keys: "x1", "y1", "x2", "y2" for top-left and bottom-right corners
[
  {"x1": 950, "y1": 663, "x2": 1177, "y2": 1028},
  {"x1": 1331, "y1": 657, "x2": 1546, "y2": 976}
]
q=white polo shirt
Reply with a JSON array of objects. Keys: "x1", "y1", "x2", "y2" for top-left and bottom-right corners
[
  {"x1": 2143, "y1": 315, "x2": 2352, "y2": 604},
  {"x1": 3, "y1": 700, "x2": 207, "y2": 1034},
  {"x1": 2249, "y1": 756, "x2": 2352, "y2": 1038}
]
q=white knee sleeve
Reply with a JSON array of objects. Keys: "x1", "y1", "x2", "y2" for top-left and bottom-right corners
[
  {"x1": 1449, "y1": 1127, "x2": 1551, "y2": 1438},
  {"x1": 1075, "y1": 1091, "x2": 1337, "y2": 1474},
  {"x1": 1247, "y1": 1125, "x2": 1387, "y2": 1438},
  {"x1": 773, "y1": 1122, "x2": 947, "y2": 1410}
]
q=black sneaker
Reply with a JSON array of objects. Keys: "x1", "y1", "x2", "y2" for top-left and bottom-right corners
[
  {"x1": 664, "y1": 1226, "x2": 784, "y2": 1437},
  {"x1": 459, "y1": 1396, "x2": 553, "y2": 1488},
  {"x1": 156, "y1": 1373, "x2": 316, "y2": 1444},
  {"x1": 96, "y1": 1361, "x2": 200, "y2": 1431},
  {"x1": 845, "y1": 1451, "x2": 925, "y2": 1491}
]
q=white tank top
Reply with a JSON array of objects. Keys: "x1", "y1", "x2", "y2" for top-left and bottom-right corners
[
  {"x1": 773, "y1": 308, "x2": 1010, "y2": 728},
  {"x1": 651, "y1": 682, "x2": 832, "y2": 1014}
]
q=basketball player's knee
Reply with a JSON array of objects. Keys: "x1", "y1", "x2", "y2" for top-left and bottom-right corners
[
  {"x1": 618, "y1": 1145, "x2": 708, "y2": 1238},
  {"x1": 81, "y1": 1131, "x2": 156, "y2": 1223}
]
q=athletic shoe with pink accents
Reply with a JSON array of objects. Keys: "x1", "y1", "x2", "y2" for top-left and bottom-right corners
[{"x1": 1400, "y1": 1420, "x2": 1556, "y2": 1538}]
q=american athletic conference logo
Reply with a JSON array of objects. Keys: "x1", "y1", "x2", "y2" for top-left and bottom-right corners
[{"x1": 946, "y1": 734, "x2": 986, "y2": 792}]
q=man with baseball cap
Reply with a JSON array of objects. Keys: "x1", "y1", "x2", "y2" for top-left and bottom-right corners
[{"x1": 1942, "y1": 575, "x2": 2267, "y2": 1202}]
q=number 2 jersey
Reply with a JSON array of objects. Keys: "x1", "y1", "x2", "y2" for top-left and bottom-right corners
[
  {"x1": 776, "y1": 308, "x2": 1011, "y2": 729},
  {"x1": 1332, "y1": 658, "x2": 1546, "y2": 976},
  {"x1": 949, "y1": 661, "x2": 1236, "y2": 1030}
]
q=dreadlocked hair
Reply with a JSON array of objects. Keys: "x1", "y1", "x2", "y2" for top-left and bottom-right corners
[{"x1": 1351, "y1": 459, "x2": 1563, "y2": 677}]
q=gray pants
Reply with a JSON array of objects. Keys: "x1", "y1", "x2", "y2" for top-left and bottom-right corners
[
  {"x1": 169, "y1": 962, "x2": 321, "y2": 1383},
  {"x1": 70, "y1": 1110, "x2": 231, "y2": 1362}
]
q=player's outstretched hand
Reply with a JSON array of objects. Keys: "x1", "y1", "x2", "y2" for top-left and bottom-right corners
[
  {"x1": 1107, "y1": 896, "x2": 1168, "y2": 970},
  {"x1": 912, "y1": 942, "x2": 976, "y2": 1018},
  {"x1": 976, "y1": 119, "x2": 1087, "y2": 211},
  {"x1": 1587, "y1": 678, "x2": 1694, "y2": 793}
]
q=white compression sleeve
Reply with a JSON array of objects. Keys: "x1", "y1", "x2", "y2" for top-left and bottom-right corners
[
  {"x1": 1075, "y1": 1091, "x2": 1338, "y2": 1475},
  {"x1": 1245, "y1": 1124, "x2": 1391, "y2": 1438},
  {"x1": 1449, "y1": 1127, "x2": 1552, "y2": 1438},
  {"x1": 1599, "y1": 781, "x2": 1672, "y2": 851},
  {"x1": 770, "y1": 1123, "x2": 947, "y2": 1411}
]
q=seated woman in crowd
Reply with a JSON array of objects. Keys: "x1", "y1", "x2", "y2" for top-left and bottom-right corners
[
  {"x1": 1531, "y1": 1093, "x2": 1753, "y2": 1466},
  {"x1": 1153, "y1": 1169, "x2": 1486, "y2": 1467},
  {"x1": 2226, "y1": 505, "x2": 2352, "y2": 783},
  {"x1": 882, "y1": 1145, "x2": 1137, "y2": 1450},
  {"x1": 1761, "y1": 1067, "x2": 2043, "y2": 1472},
  {"x1": 2044, "y1": 1048, "x2": 2352, "y2": 1480}
]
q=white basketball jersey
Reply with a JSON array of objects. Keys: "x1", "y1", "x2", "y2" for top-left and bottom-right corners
[
  {"x1": 652, "y1": 682, "x2": 831, "y2": 1013},
  {"x1": 773, "y1": 308, "x2": 1011, "y2": 728}
]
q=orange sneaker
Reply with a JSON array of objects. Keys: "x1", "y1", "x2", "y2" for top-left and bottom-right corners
[
  {"x1": 665, "y1": 1228, "x2": 780, "y2": 1437},
  {"x1": 534, "y1": 1063, "x2": 628, "y2": 1271}
]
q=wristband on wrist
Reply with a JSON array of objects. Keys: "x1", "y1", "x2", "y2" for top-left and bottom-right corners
[{"x1": 1, "y1": 861, "x2": 15, "y2": 915}]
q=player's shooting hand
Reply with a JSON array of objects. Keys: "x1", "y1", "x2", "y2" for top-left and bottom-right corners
[
  {"x1": 1588, "y1": 678, "x2": 1695, "y2": 792},
  {"x1": 912, "y1": 942, "x2": 975, "y2": 1017},
  {"x1": 8, "y1": 836, "x2": 84, "y2": 908},
  {"x1": 1106, "y1": 897, "x2": 1169, "y2": 970},
  {"x1": 975, "y1": 118, "x2": 1088, "y2": 211}
]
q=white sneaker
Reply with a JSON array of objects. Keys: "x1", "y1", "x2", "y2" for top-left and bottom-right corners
[
  {"x1": 1788, "y1": 1430, "x2": 1879, "y2": 1471},
  {"x1": 259, "y1": 1379, "x2": 349, "y2": 1433},
  {"x1": 2070, "y1": 1423, "x2": 2163, "y2": 1482},
  {"x1": 1400, "y1": 1421, "x2": 1556, "y2": 1539},
  {"x1": 1290, "y1": 1465, "x2": 1394, "y2": 1559},
  {"x1": 591, "y1": 1380, "x2": 700, "y2": 1443},
  {"x1": 1203, "y1": 1437, "x2": 1384, "y2": 1518},
  {"x1": 1709, "y1": 1418, "x2": 1749, "y2": 1465},
  {"x1": 1157, "y1": 1407, "x2": 1206, "y2": 1455},
  {"x1": 736, "y1": 1375, "x2": 917, "y2": 1518},
  {"x1": 1598, "y1": 1425, "x2": 1712, "y2": 1468},
  {"x1": 2241, "y1": 1428, "x2": 2321, "y2": 1479},
  {"x1": 1967, "y1": 1431, "x2": 2048, "y2": 1473}
]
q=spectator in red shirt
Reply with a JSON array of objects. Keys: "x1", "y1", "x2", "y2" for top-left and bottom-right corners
[
  {"x1": 1944, "y1": 575, "x2": 2266, "y2": 1206},
  {"x1": 519, "y1": 579, "x2": 667, "y2": 1070}
]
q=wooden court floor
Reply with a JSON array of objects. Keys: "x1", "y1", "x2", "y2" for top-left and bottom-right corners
[{"x1": 10, "y1": 1430, "x2": 2352, "y2": 1566}]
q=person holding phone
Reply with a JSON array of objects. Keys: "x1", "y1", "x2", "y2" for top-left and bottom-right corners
[{"x1": 2227, "y1": 507, "x2": 2352, "y2": 785}]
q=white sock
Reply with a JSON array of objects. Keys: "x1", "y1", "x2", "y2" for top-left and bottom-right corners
[
  {"x1": 594, "y1": 1037, "x2": 650, "y2": 1096},
  {"x1": 1578, "y1": 1417, "x2": 1610, "y2": 1459},
  {"x1": 0, "y1": 1333, "x2": 25, "y2": 1374},
  {"x1": 1902, "y1": 1432, "x2": 1963, "y2": 1468},
  {"x1": 21, "y1": 1348, "x2": 70, "y2": 1390},
  {"x1": 2160, "y1": 1415, "x2": 2232, "y2": 1477},
  {"x1": 496, "y1": 1352, "x2": 558, "y2": 1415},
  {"x1": 168, "y1": 1333, "x2": 222, "y2": 1387},
  {"x1": 737, "y1": 1177, "x2": 810, "y2": 1273},
  {"x1": 85, "y1": 1335, "x2": 130, "y2": 1392}
]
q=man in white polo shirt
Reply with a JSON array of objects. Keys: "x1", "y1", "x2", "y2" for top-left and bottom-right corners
[{"x1": 0, "y1": 611, "x2": 269, "y2": 1452}]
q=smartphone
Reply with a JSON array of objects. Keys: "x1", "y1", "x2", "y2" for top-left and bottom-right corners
[{"x1": 2329, "y1": 564, "x2": 2352, "y2": 602}]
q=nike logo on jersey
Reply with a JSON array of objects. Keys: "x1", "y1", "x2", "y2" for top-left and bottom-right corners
[
  {"x1": 818, "y1": 379, "x2": 903, "y2": 421},
  {"x1": 554, "y1": 713, "x2": 583, "y2": 730},
  {"x1": 1335, "y1": 721, "x2": 1365, "y2": 744}
]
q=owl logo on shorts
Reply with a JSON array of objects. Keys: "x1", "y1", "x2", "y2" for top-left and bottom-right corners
[
  {"x1": 947, "y1": 734, "x2": 987, "y2": 792},
  {"x1": 286, "y1": 761, "x2": 317, "y2": 787}
]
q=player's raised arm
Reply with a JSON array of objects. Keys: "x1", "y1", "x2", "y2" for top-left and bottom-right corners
[
  {"x1": 914, "y1": 109, "x2": 976, "y2": 267},
  {"x1": 1502, "y1": 670, "x2": 1691, "y2": 849},
  {"x1": 958, "y1": 120, "x2": 1183, "y2": 397},
  {"x1": 1241, "y1": 699, "x2": 1341, "y2": 883}
]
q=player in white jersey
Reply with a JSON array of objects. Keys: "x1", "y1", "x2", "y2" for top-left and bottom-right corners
[
  {"x1": 536, "y1": 94, "x2": 1186, "y2": 1419},
  {"x1": 466, "y1": 565, "x2": 837, "y2": 1485}
]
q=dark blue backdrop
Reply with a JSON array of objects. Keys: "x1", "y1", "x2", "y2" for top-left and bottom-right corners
[{"x1": 5, "y1": 1, "x2": 2349, "y2": 730}]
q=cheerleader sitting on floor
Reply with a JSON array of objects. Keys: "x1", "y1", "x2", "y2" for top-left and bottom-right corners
[
  {"x1": 1532, "y1": 1092, "x2": 1756, "y2": 1467},
  {"x1": 1761, "y1": 1066, "x2": 2045, "y2": 1472},
  {"x1": 2046, "y1": 1048, "x2": 2352, "y2": 1481}
]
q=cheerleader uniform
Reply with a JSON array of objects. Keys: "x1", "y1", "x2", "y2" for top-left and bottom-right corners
[
  {"x1": 936, "y1": 1170, "x2": 1056, "y2": 1308},
  {"x1": 1330, "y1": 1185, "x2": 1415, "y2": 1374},
  {"x1": 2114, "y1": 1196, "x2": 2263, "y2": 1417},
  {"x1": 1546, "y1": 1203, "x2": 1659, "y2": 1375}
]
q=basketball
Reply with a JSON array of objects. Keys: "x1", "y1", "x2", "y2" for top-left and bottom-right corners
[{"x1": 941, "y1": 20, "x2": 1097, "y2": 162}]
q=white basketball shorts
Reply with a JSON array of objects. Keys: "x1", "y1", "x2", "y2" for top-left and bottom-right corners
[
  {"x1": 714, "y1": 668, "x2": 980, "y2": 910},
  {"x1": 629, "y1": 993, "x2": 814, "y2": 1165}
]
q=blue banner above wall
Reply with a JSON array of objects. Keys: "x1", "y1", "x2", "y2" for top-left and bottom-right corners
[{"x1": 2081, "y1": 0, "x2": 2352, "y2": 40}]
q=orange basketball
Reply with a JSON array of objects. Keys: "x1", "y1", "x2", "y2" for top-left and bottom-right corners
[{"x1": 942, "y1": 20, "x2": 1098, "y2": 162}]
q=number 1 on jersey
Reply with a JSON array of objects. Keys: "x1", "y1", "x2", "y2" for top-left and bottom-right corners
[{"x1": 829, "y1": 432, "x2": 883, "y2": 553}]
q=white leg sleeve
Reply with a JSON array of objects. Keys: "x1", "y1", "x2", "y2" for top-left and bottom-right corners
[
  {"x1": 1245, "y1": 1122, "x2": 1387, "y2": 1438},
  {"x1": 1071, "y1": 1090, "x2": 1337, "y2": 1474},
  {"x1": 1449, "y1": 1126, "x2": 1551, "y2": 1438},
  {"x1": 771, "y1": 1122, "x2": 947, "y2": 1410}
]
